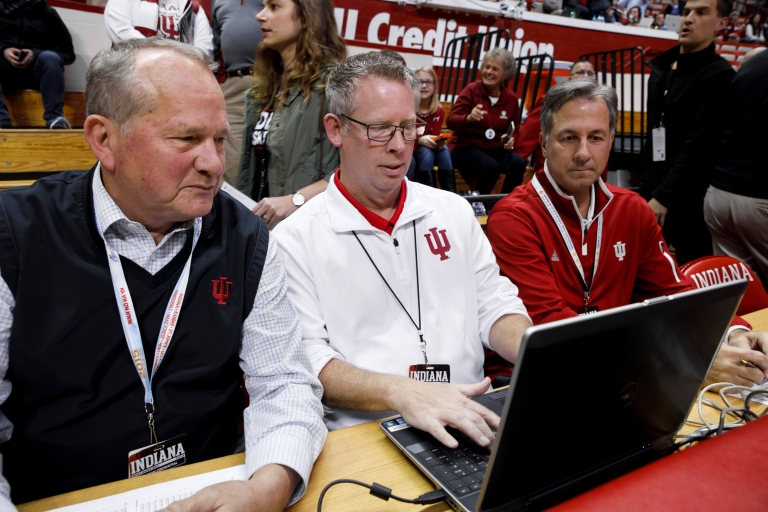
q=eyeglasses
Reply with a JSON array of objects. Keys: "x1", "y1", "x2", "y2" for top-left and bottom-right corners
[
  {"x1": 418, "y1": 79, "x2": 435, "y2": 86},
  {"x1": 340, "y1": 114, "x2": 426, "y2": 142},
  {"x1": 573, "y1": 70, "x2": 596, "y2": 77}
]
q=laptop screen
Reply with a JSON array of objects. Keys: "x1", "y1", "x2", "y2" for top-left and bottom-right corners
[{"x1": 478, "y1": 282, "x2": 745, "y2": 511}]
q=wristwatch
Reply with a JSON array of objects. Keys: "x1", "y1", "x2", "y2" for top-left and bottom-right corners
[{"x1": 292, "y1": 192, "x2": 306, "y2": 207}]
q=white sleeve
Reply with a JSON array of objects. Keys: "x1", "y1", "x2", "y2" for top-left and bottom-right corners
[
  {"x1": 0, "y1": 274, "x2": 16, "y2": 505},
  {"x1": 468, "y1": 202, "x2": 531, "y2": 348},
  {"x1": 193, "y1": 8, "x2": 215, "y2": 60},
  {"x1": 272, "y1": 225, "x2": 344, "y2": 378},
  {"x1": 104, "y1": 0, "x2": 146, "y2": 43}
]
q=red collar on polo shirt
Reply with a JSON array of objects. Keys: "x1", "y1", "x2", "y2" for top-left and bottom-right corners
[{"x1": 334, "y1": 169, "x2": 407, "y2": 235}]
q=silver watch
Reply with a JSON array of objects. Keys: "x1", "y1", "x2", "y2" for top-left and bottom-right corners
[{"x1": 292, "y1": 192, "x2": 306, "y2": 207}]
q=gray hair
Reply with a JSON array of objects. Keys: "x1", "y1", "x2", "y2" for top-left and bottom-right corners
[
  {"x1": 481, "y1": 47, "x2": 516, "y2": 82},
  {"x1": 540, "y1": 80, "x2": 618, "y2": 143},
  {"x1": 86, "y1": 37, "x2": 218, "y2": 130},
  {"x1": 326, "y1": 51, "x2": 419, "y2": 124}
]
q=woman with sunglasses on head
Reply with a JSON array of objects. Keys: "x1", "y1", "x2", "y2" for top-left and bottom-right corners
[
  {"x1": 411, "y1": 66, "x2": 455, "y2": 192},
  {"x1": 236, "y1": 0, "x2": 346, "y2": 228}
]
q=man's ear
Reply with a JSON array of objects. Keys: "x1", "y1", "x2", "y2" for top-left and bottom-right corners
[
  {"x1": 714, "y1": 14, "x2": 728, "y2": 33},
  {"x1": 539, "y1": 131, "x2": 547, "y2": 159},
  {"x1": 83, "y1": 115, "x2": 119, "y2": 171},
  {"x1": 324, "y1": 113, "x2": 344, "y2": 148}
]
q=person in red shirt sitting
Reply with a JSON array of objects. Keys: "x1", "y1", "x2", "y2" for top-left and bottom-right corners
[
  {"x1": 447, "y1": 48, "x2": 526, "y2": 194},
  {"x1": 412, "y1": 66, "x2": 454, "y2": 192},
  {"x1": 486, "y1": 79, "x2": 768, "y2": 388}
]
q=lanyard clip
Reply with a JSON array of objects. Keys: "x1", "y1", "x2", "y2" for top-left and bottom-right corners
[
  {"x1": 583, "y1": 291, "x2": 590, "y2": 306},
  {"x1": 418, "y1": 332, "x2": 428, "y2": 365},
  {"x1": 145, "y1": 403, "x2": 158, "y2": 445}
]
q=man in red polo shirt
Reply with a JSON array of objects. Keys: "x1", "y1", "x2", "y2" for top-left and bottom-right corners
[
  {"x1": 272, "y1": 51, "x2": 532, "y2": 449},
  {"x1": 487, "y1": 79, "x2": 768, "y2": 388}
]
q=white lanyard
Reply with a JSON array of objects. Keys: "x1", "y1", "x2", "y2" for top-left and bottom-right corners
[
  {"x1": 95, "y1": 210, "x2": 202, "y2": 441},
  {"x1": 532, "y1": 175, "x2": 603, "y2": 302}
]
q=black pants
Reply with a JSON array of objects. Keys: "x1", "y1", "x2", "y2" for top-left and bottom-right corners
[
  {"x1": 452, "y1": 145, "x2": 526, "y2": 194},
  {"x1": 0, "y1": 51, "x2": 66, "y2": 128},
  {"x1": 663, "y1": 200, "x2": 713, "y2": 265}
]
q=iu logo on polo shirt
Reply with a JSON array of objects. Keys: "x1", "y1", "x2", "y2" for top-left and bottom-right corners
[
  {"x1": 212, "y1": 277, "x2": 233, "y2": 305},
  {"x1": 424, "y1": 227, "x2": 451, "y2": 261}
]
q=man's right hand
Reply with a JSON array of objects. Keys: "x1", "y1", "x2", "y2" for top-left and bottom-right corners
[
  {"x1": 3, "y1": 48, "x2": 23, "y2": 68},
  {"x1": 390, "y1": 377, "x2": 499, "y2": 449}
]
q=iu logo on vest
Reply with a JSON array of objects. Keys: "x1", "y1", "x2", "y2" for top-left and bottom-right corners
[
  {"x1": 212, "y1": 277, "x2": 233, "y2": 305},
  {"x1": 424, "y1": 227, "x2": 451, "y2": 261}
]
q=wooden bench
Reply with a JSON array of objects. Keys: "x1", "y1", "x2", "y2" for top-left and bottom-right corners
[
  {"x1": 2, "y1": 90, "x2": 86, "y2": 128},
  {"x1": 0, "y1": 129, "x2": 94, "y2": 188}
]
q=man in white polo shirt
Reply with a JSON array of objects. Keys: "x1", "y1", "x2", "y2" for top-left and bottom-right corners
[{"x1": 273, "y1": 51, "x2": 531, "y2": 449}]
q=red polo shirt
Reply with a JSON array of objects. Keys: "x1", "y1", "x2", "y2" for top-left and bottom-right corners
[{"x1": 334, "y1": 170, "x2": 406, "y2": 235}]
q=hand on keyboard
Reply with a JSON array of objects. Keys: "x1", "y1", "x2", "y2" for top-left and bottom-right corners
[{"x1": 391, "y1": 377, "x2": 499, "y2": 449}]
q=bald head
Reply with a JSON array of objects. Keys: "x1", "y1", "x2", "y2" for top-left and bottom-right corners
[
  {"x1": 86, "y1": 37, "x2": 218, "y2": 132},
  {"x1": 742, "y1": 46, "x2": 766, "y2": 64}
]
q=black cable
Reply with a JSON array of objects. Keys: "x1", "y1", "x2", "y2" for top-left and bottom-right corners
[{"x1": 317, "y1": 479, "x2": 447, "y2": 512}]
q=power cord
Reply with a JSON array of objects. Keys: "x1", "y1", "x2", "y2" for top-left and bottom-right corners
[
  {"x1": 675, "y1": 382, "x2": 768, "y2": 450},
  {"x1": 317, "y1": 479, "x2": 447, "y2": 512}
]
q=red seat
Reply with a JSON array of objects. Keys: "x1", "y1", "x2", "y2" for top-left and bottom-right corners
[{"x1": 679, "y1": 256, "x2": 768, "y2": 316}]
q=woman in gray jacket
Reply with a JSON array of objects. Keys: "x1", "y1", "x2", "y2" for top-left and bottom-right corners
[{"x1": 236, "y1": 0, "x2": 345, "y2": 228}]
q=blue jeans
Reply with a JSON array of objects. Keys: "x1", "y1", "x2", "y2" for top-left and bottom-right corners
[
  {"x1": 410, "y1": 145, "x2": 453, "y2": 188},
  {"x1": 0, "y1": 51, "x2": 66, "y2": 128},
  {"x1": 415, "y1": 145, "x2": 453, "y2": 173},
  {"x1": 452, "y1": 145, "x2": 526, "y2": 194}
]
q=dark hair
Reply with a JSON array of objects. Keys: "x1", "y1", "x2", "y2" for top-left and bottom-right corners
[
  {"x1": 717, "y1": 0, "x2": 732, "y2": 18},
  {"x1": 380, "y1": 49, "x2": 407, "y2": 65},
  {"x1": 569, "y1": 58, "x2": 592, "y2": 75}
]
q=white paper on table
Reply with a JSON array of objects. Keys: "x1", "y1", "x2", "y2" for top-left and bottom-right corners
[
  {"x1": 727, "y1": 380, "x2": 768, "y2": 405},
  {"x1": 50, "y1": 464, "x2": 247, "y2": 512},
  {"x1": 220, "y1": 182, "x2": 257, "y2": 211}
]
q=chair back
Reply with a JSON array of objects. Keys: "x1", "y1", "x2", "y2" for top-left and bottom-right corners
[{"x1": 679, "y1": 256, "x2": 768, "y2": 316}]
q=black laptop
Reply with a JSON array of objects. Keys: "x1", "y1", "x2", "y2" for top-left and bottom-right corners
[{"x1": 381, "y1": 281, "x2": 747, "y2": 512}]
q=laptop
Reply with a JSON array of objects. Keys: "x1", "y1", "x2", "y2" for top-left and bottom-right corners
[
  {"x1": 666, "y1": 14, "x2": 682, "y2": 33},
  {"x1": 381, "y1": 281, "x2": 747, "y2": 512},
  {"x1": 638, "y1": 17, "x2": 654, "y2": 28}
]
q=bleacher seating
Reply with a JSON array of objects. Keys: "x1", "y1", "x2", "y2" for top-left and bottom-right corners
[
  {"x1": 715, "y1": 42, "x2": 763, "y2": 70},
  {"x1": 0, "y1": 130, "x2": 93, "y2": 188},
  {"x1": 0, "y1": 89, "x2": 91, "y2": 189},
  {"x1": 2, "y1": 90, "x2": 86, "y2": 128}
]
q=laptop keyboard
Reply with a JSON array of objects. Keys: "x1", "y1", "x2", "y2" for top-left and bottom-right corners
[
  {"x1": 414, "y1": 428, "x2": 493, "y2": 497},
  {"x1": 409, "y1": 388, "x2": 507, "y2": 498}
]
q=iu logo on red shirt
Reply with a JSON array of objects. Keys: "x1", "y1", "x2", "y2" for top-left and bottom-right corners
[
  {"x1": 425, "y1": 227, "x2": 451, "y2": 261},
  {"x1": 212, "y1": 277, "x2": 233, "y2": 305}
]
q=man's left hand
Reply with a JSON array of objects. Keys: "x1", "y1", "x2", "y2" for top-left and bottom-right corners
[
  {"x1": 647, "y1": 198, "x2": 668, "y2": 227},
  {"x1": 162, "y1": 464, "x2": 299, "y2": 512},
  {"x1": 252, "y1": 195, "x2": 298, "y2": 229}
]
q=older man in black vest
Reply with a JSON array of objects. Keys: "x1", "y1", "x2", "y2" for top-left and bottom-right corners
[{"x1": 0, "y1": 37, "x2": 325, "y2": 510}]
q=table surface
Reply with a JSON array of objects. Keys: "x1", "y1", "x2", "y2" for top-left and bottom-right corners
[{"x1": 18, "y1": 308, "x2": 768, "y2": 512}]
